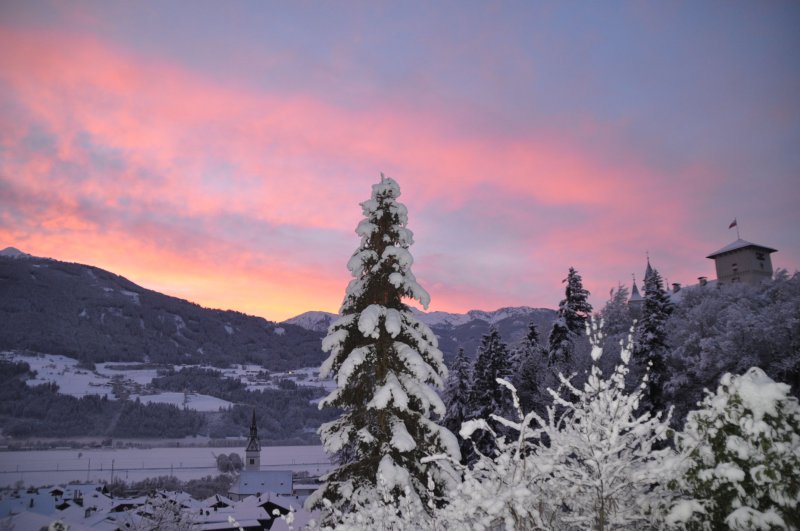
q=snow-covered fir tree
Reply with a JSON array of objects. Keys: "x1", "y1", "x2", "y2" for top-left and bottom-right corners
[
  {"x1": 668, "y1": 367, "x2": 800, "y2": 531},
  {"x1": 308, "y1": 321, "x2": 677, "y2": 530},
  {"x1": 512, "y1": 322, "x2": 548, "y2": 416},
  {"x1": 633, "y1": 260, "x2": 673, "y2": 412},
  {"x1": 548, "y1": 267, "x2": 592, "y2": 367},
  {"x1": 308, "y1": 175, "x2": 460, "y2": 518},
  {"x1": 442, "y1": 347, "x2": 472, "y2": 462},
  {"x1": 467, "y1": 326, "x2": 513, "y2": 459}
]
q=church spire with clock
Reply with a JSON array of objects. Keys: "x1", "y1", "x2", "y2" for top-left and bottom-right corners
[{"x1": 245, "y1": 410, "x2": 261, "y2": 470}]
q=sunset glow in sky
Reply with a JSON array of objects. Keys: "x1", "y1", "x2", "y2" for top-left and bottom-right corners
[{"x1": 2, "y1": 2, "x2": 799, "y2": 321}]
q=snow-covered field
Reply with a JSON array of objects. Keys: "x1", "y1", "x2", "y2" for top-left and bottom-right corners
[
  {"x1": 8, "y1": 353, "x2": 114, "y2": 399},
  {"x1": 0, "y1": 446, "x2": 332, "y2": 488},
  {"x1": 130, "y1": 392, "x2": 234, "y2": 412},
  {"x1": 1, "y1": 352, "x2": 335, "y2": 408}
]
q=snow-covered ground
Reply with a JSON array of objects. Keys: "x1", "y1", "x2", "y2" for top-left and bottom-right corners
[
  {"x1": 0, "y1": 446, "x2": 332, "y2": 487},
  {"x1": 96, "y1": 362, "x2": 161, "y2": 386},
  {"x1": 18, "y1": 354, "x2": 115, "y2": 398},
  {"x1": 130, "y1": 392, "x2": 233, "y2": 412},
  {"x1": 1, "y1": 352, "x2": 335, "y2": 408}
]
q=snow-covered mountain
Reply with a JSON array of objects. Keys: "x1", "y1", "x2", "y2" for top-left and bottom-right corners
[
  {"x1": 285, "y1": 306, "x2": 553, "y2": 330},
  {"x1": 409, "y1": 306, "x2": 551, "y2": 328},
  {"x1": 283, "y1": 305, "x2": 557, "y2": 362},
  {"x1": 0, "y1": 246, "x2": 31, "y2": 259},
  {"x1": 283, "y1": 311, "x2": 338, "y2": 333}
]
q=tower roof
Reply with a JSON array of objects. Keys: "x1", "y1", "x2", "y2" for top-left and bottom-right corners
[
  {"x1": 706, "y1": 239, "x2": 777, "y2": 259},
  {"x1": 629, "y1": 281, "x2": 643, "y2": 302},
  {"x1": 644, "y1": 259, "x2": 654, "y2": 282},
  {"x1": 246, "y1": 409, "x2": 260, "y2": 452}
]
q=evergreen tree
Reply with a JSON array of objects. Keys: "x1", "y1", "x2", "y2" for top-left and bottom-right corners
[
  {"x1": 467, "y1": 326, "x2": 513, "y2": 458},
  {"x1": 308, "y1": 176, "x2": 460, "y2": 518},
  {"x1": 547, "y1": 267, "x2": 593, "y2": 367},
  {"x1": 600, "y1": 283, "x2": 632, "y2": 337},
  {"x1": 670, "y1": 368, "x2": 800, "y2": 530},
  {"x1": 442, "y1": 348, "x2": 472, "y2": 462},
  {"x1": 633, "y1": 260, "x2": 673, "y2": 412},
  {"x1": 663, "y1": 270, "x2": 800, "y2": 423},
  {"x1": 513, "y1": 322, "x2": 548, "y2": 415}
]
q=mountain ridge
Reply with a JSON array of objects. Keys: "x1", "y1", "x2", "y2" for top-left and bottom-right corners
[
  {"x1": 283, "y1": 306, "x2": 557, "y2": 362},
  {"x1": 0, "y1": 247, "x2": 557, "y2": 367},
  {"x1": 0, "y1": 251, "x2": 324, "y2": 370},
  {"x1": 283, "y1": 306, "x2": 555, "y2": 331}
]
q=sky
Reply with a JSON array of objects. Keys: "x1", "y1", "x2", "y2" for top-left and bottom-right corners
[{"x1": 1, "y1": 1, "x2": 799, "y2": 322}]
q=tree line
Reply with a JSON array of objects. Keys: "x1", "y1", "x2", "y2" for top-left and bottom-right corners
[
  {"x1": 308, "y1": 175, "x2": 800, "y2": 529},
  {"x1": 0, "y1": 362, "x2": 338, "y2": 443}
]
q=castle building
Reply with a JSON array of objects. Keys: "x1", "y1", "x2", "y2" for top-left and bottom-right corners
[{"x1": 706, "y1": 238, "x2": 777, "y2": 286}]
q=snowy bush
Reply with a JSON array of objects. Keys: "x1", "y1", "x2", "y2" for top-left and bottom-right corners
[
  {"x1": 669, "y1": 367, "x2": 800, "y2": 530},
  {"x1": 529, "y1": 322, "x2": 676, "y2": 530},
  {"x1": 435, "y1": 321, "x2": 677, "y2": 530}
]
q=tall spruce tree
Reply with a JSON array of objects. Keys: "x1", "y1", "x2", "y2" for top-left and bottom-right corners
[
  {"x1": 442, "y1": 348, "x2": 472, "y2": 462},
  {"x1": 633, "y1": 260, "x2": 673, "y2": 412},
  {"x1": 308, "y1": 176, "x2": 460, "y2": 517},
  {"x1": 513, "y1": 322, "x2": 549, "y2": 415},
  {"x1": 547, "y1": 267, "x2": 593, "y2": 366},
  {"x1": 467, "y1": 326, "x2": 513, "y2": 458}
]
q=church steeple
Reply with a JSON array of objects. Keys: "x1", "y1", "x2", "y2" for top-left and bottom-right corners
[
  {"x1": 628, "y1": 273, "x2": 644, "y2": 316},
  {"x1": 245, "y1": 410, "x2": 261, "y2": 470},
  {"x1": 644, "y1": 253, "x2": 654, "y2": 283}
]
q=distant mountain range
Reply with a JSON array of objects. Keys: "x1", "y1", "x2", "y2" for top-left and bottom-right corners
[
  {"x1": 283, "y1": 306, "x2": 557, "y2": 363},
  {"x1": 0, "y1": 247, "x2": 557, "y2": 369}
]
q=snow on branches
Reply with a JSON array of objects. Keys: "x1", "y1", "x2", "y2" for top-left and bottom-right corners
[
  {"x1": 669, "y1": 367, "x2": 800, "y2": 530},
  {"x1": 309, "y1": 175, "x2": 459, "y2": 522}
]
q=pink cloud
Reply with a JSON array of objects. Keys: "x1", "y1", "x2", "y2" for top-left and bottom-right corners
[{"x1": 0, "y1": 27, "x2": 727, "y2": 320}]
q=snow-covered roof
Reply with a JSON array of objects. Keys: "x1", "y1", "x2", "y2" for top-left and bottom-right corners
[
  {"x1": 229, "y1": 470, "x2": 293, "y2": 496},
  {"x1": 707, "y1": 239, "x2": 777, "y2": 259},
  {"x1": 202, "y1": 493, "x2": 236, "y2": 508},
  {"x1": 0, "y1": 485, "x2": 306, "y2": 531}
]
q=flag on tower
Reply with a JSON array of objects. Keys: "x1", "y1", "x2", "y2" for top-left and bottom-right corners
[{"x1": 729, "y1": 218, "x2": 737, "y2": 229}]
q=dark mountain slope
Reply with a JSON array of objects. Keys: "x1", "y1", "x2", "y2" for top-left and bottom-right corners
[{"x1": 0, "y1": 253, "x2": 324, "y2": 370}]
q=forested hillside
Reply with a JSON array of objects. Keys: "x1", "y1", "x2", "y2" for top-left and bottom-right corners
[
  {"x1": 0, "y1": 254, "x2": 325, "y2": 369},
  {"x1": 598, "y1": 270, "x2": 800, "y2": 423},
  {"x1": 0, "y1": 361, "x2": 337, "y2": 443}
]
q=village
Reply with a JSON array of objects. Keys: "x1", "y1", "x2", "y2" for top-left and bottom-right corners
[{"x1": 0, "y1": 415, "x2": 321, "y2": 530}]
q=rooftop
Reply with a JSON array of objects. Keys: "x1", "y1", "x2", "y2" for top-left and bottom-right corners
[{"x1": 707, "y1": 239, "x2": 777, "y2": 259}]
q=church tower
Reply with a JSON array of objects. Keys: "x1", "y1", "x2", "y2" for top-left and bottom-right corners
[
  {"x1": 628, "y1": 274, "x2": 644, "y2": 317},
  {"x1": 245, "y1": 410, "x2": 261, "y2": 471},
  {"x1": 707, "y1": 239, "x2": 777, "y2": 285}
]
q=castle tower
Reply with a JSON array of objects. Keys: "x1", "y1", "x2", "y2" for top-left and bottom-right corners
[
  {"x1": 707, "y1": 239, "x2": 777, "y2": 285},
  {"x1": 245, "y1": 410, "x2": 261, "y2": 471}
]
